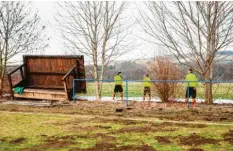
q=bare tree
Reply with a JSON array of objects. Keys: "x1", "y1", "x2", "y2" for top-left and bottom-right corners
[
  {"x1": 138, "y1": 2, "x2": 233, "y2": 104},
  {"x1": 56, "y1": 2, "x2": 134, "y2": 100},
  {"x1": 0, "y1": 1, "x2": 47, "y2": 95}
]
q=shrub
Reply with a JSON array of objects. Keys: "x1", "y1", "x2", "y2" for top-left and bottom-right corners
[{"x1": 148, "y1": 56, "x2": 182, "y2": 102}]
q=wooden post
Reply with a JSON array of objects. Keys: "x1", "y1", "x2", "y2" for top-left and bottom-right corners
[
  {"x1": 20, "y1": 67, "x2": 24, "y2": 80},
  {"x1": 63, "y1": 79, "x2": 69, "y2": 100}
]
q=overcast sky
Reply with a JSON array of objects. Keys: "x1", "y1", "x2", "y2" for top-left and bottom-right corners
[
  {"x1": 9, "y1": 1, "x2": 233, "y2": 64},
  {"x1": 24, "y1": 1, "x2": 161, "y2": 64}
]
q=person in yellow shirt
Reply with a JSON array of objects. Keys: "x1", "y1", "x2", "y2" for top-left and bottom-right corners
[
  {"x1": 185, "y1": 68, "x2": 198, "y2": 109},
  {"x1": 143, "y1": 74, "x2": 152, "y2": 106},
  {"x1": 112, "y1": 72, "x2": 123, "y2": 101}
]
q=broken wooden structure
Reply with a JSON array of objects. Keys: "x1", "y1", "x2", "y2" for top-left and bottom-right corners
[{"x1": 7, "y1": 55, "x2": 86, "y2": 101}]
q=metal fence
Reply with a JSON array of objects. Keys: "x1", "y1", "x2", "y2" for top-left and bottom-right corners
[{"x1": 73, "y1": 79, "x2": 233, "y2": 107}]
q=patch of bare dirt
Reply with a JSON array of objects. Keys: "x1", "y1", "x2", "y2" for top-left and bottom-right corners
[
  {"x1": 161, "y1": 122, "x2": 207, "y2": 128},
  {"x1": 46, "y1": 140, "x2": 74, "y2": 148},
  {"x1": 116, "y1": 125, "x2": 162, "y2": 133},
  {"x1": 69, "y1": 143, "x2": 156, "y2": 151},
  {"x1": 92, "y1": 118, "x2": 145, "y2": 125},
  {"x1": 90, "y1": 133, "x2": 116, "y2": 142},
  {"x1": 179, "y1": 133, "x2": 219, "y2": 146},
  {"x1": 188, "y1": 148, "x2": 204, "y2": 151},
  {"x1": 69, "y1": 142, "x2": 116, "y2": 151},
  {"x1": 45, "y1": 134, "x2": 90, "y2": 142},
  {"x1": 112, "y1": 122, "x2": 178, "y2": 134},
  {"x1": 0, "y1": 138, "x2": 6, "y2": 142},
  {"x1": 46, "y1": 135, "x2": 76, "y2": 141},
  {"x1": 45, "y1": 133, "x2": 116, "y2": 143},
  {"x1": 154, "y1": 136, "x2": 171, "y2": 144},
  {"x1": 117, "y1": 144, "x2": 156, "y2": 151},
  {"x1": 223, "y1": 129, "x2": 233, "y2": 145},
  {"x1": 1, "y1": 101, "x2": 233, "y2": 122},
  {"x1": 93, "y1": 125, "x2": 112, "y2": 129},
  {"x1": 9, "y1": 137, "x2": 26, "y2": 144}
]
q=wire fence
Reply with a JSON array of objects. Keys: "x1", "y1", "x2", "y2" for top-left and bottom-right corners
[{"x1": 73, "y1": 79, "x2": 233, "y2": 107}]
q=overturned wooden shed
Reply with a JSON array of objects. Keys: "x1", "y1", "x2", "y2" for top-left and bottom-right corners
[{"x1": 7, "y1": 55, "x2": 86, "y2": 101}]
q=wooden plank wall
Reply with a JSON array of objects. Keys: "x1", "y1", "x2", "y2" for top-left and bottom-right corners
[
  {"x1": 27, "y1": 58, "x2": 77, "y2": 73},
  {"x1": 26, "y1": 57, "x2": 77, "y2": 89}
]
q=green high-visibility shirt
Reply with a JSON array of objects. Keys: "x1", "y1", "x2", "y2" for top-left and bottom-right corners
[
  {"x1": 114, "y1": 75, "x2": 122, "y2": 85},
  {"x1": 143, "y1": 77, "x2": 151, "y2": 87},
  {"x1": 185, "y1": 73, "x2": 198, "y2": 87}
]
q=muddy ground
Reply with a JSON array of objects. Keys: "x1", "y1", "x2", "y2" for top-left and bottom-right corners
[
  {"x1": 2, "y1": 113, "x2": 232, "y2": 151},
  {"x1": 0, "y1": 100, "x2": 232, "y2": 122},
  {"x1": 1, "y1": 99, "x2": 233, "y2": 151}
]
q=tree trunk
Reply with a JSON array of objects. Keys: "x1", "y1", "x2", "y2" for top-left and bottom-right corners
[
  {"x1": 204, "y1": 3, "x2": 213, "y2": 105},
  {"x1": 205, "y1": 83, "x2": 212, "y2": 104},
  {"x1": 93, "y1": 65, "x2": 100, "y2": 101},
  {"x1": 204, "y1": 69, "x2": 213, "y2": 104},
  {"x1": 0, "y1": 77, "x2": 3, "y2": 97},
  {"x1": 0, "y1": 65, "x2": 6, "y2": 97}
]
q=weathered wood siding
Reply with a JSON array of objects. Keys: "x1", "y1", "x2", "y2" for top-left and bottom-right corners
[{"x1": 24, "y1": 55, "x2": 86, "y2": 91}]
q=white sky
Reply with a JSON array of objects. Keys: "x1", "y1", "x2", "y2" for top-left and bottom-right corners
[
  {"x1": 26, "y1": 1, "x2": 160, "y2": 64},
  {"x1": 9, "y1": 1, "x2": 233, "y2": 64}
]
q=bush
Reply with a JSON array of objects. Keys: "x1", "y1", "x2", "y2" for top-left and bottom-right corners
[{"x1": 148, "y1": 56, "x2": 182, "y2": 102}]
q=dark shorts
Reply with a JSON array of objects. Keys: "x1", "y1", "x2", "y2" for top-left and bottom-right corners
[
  {"x1": 144, "y1": 87, "x2": 151, "y2": 95},
  {"x1": 114, "y1": 85, "x2": 123, "y2": 93},
  {"x1": 185, "y1": 87, "x2": 196, "y2": 98}
]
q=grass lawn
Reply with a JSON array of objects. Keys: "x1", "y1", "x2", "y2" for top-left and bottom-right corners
[
  {"x1": 78, "y1": 82, "x2": 233, "y2": 100},
  {"x1": 0, "y1": 112, "x2": 233, "y2": 151}
]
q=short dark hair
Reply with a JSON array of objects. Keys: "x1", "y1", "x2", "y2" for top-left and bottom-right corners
[
  {"x1": 117, "y1": 72, "x2": 121, "y2": 75},
  {"x1": 146, "y1": 74, "x2": 149, "y2": 77},
  {"x1": 189, "y1": 68, "x2": 193, "y2": 73}
]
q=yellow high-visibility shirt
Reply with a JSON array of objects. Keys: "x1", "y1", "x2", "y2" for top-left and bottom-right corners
[
  {"x1": 185, "y1": 73, "x2": 198, "y2": 87},
  {"x1": 114, "y1": 75, "x2": 122, "y2": 85},
  {"x1": 143, "y1": 77, "x2": 151, "y2": 87}
]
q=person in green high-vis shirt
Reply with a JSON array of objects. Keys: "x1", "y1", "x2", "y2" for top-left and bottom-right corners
[
  {"x1": 185, "y1": 68, "x2": 198, "y2": 109},
  {"x1": 112, "y1": 72, "x2": 123, "y2": 101},
  {"x1": 143, "y1": 74, "x2": 152, "y2": 106}
]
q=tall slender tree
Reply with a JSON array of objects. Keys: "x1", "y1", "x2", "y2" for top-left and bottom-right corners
[
  {"x1": 0, "y1": 1, "x2": 47, "y2": 95},
  {"x1": 56, "y1": 2, "x2": 134, "y2": 100},
  {"x1": 139, "y1": 2, "x2": 233, "y2": 104}
]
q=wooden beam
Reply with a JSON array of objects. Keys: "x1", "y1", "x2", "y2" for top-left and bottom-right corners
[
  {"x1": 14, "y1": 89, "x2": 67, "y2": 101},
  {"x1": 23, "y1": 55, "x2": 83, "y2": 59},
  {"x1": 7, "y1": 64, "x2": 25, "y2": 76},
  {"x1": 20, "y1": 67, "x2": 24, "y2": 79},
  {"x1": 29, "y1": 72, "x2": 67, "y2": 75},
  {"x1": 23, "y1": 88, "x2": 66, "y2": 94},
  {"x1": 27, "y1": 85, "x2": 65, "y2": 89},
  {"x1": 63, "y1": 80, "x2": 69, "y2": 100},
  {"x1": 62, "y1": 65, "x2": 77, "y2": 81}
]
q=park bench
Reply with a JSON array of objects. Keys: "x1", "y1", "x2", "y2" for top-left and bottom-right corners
[{"x1": 7, "y1": 55, "x2": 86, "y2": 101}]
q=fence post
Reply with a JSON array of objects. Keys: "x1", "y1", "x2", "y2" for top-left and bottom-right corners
[
  {"x1": 187, "y1": 81, "x2": 190, "y2": 108},
  {"x1": 126, "y1": 80, "x2": 128, "y2": 106},
  {"x1": 73, "y1": 79, "x2": 76, "y2": 103}
]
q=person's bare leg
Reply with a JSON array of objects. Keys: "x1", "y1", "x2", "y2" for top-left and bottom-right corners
[
  {"x1": 143, "y1": 95, "x2": 146, "y2": 105},
  {"x1": 112, "y1": 93, "x2": 116, "y2": 100},
  {"x1": 148, "y1": 94, "x2": 151, "y2": 107},
  {"x1": 192, "y1": 98, "x2": 196, "y2": 109},
  {"x1": 120, "y1": 92, "x2": 123, "y2": 101},
  {"x1": 184, "y1": 98, "x2": 188, "y2": 108}
]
